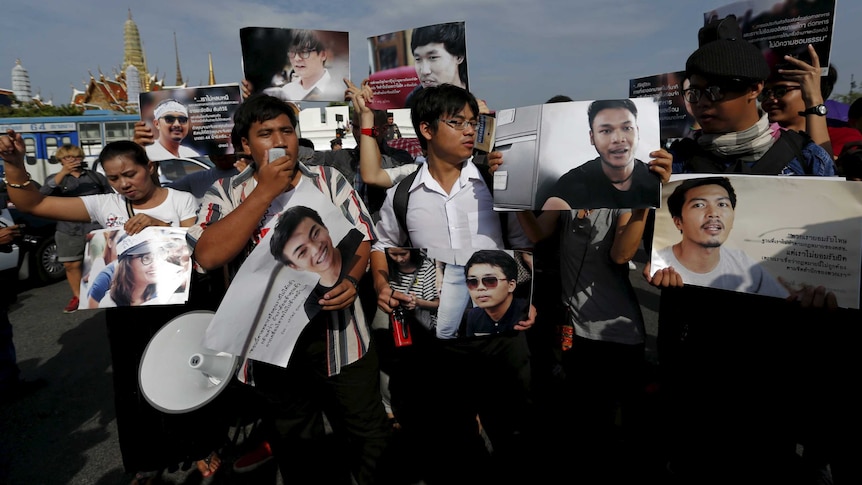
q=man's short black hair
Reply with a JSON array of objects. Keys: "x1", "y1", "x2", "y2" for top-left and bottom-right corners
[
  {"x1": 411, "y1": 22, "x2": 467, "y2": 86},
  {"x1": 587, "y1": 99, "x2": 638, "y2": 129},
  {"x1": 410, "y1": 84, "x2": 479, "y2": 150},
  {"x1": 667, "y1": 177, "x2": 738, "y2": 219},
  {"x1": 465, "y1": 250, "x2": 518, "y2": 282},
  {"x1": 298, "y1": 138, "x2": 315, "y2": 150},
  {"x1": 233, "y1": 94, "x2": 299, "y2": 142},
  {"x1": 546, "y1": 95, "x2": 573, "y2": 104},
  {"x1": 270, "y1": 205, "x2": 326, "y2": 266}
]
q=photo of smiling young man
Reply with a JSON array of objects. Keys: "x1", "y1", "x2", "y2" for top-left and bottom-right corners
[
  {"x1": 653, "y1": 176, "x2": 788, "y2": 298},
  {"x1": 544, "y1": 99, "x2": 662, "y2": 210}
]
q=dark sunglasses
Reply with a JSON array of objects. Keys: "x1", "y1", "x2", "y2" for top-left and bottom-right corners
[
  {"x1": 162, "y1": 115, "x2": 189, "y2": 124},
  {"x1": 465, "y1": 276, "x2": 509, "y2": 290},
  {"x1": 757, "y1": 85, "x2": 802, "y2": 102}
]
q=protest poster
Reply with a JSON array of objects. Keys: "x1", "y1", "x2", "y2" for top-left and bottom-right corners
[
  {"x1": 240, "y1": 27, "x2": 349, "y2": 103},
  {"x1": 79, "y1": 227, "x2": 193, "y2": 309},
  {"x1": 367, "y1": 21, "x2": 468, "y2": 110},
  {"x1": 204, "y1": 178, "x2": 355, "y2": 368},
  {"x1": 493, "y1": 98, "x2": 661, "y2": 210},
  {"x1": 139, "y1": 84, "x2": 242, "y2": 161},
  {"x1": 629, "y1": 71, "x2": 696, "y2": 146},
  {"x1": 651, "y1": 174, "x2": 862, "y2": 309},
  {"x1": 707, "y1": 0, "x2": 836, "y2": 75}
]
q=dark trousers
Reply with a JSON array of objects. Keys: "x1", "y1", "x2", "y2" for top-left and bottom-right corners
[{"x1": 252, "y1": 320, "x2": 391, "y2": 485}]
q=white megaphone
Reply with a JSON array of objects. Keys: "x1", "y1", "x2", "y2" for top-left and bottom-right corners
[{"x1": 139, "y1": 310, "x2": 238, "y2": 414}]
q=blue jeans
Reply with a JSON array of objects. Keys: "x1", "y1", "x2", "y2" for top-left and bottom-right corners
[{"x1": 435, "y1": 264, "x2": 470, "y2": 339}]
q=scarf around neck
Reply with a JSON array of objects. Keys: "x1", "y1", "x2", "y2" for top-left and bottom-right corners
[{"x1": 696, "y1": 112, "x2": 777, "y2": 162}]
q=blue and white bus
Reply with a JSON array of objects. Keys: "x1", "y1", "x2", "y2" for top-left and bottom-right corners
[{"x1": 0, "y1": 110, "x2": 139, "y2": 183}]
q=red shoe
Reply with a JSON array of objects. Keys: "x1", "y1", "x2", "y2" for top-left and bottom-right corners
[
  {"x1": 63, "y1": 296, "x2": 80, "y2": 313},
  {"x1": 232, "y1": 440, "x2": 273, "y2": 473}
]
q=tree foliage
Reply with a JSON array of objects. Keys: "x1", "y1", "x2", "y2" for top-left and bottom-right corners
[{"x1": 0, "y1": 103, "x2": 86, "y2": 118}]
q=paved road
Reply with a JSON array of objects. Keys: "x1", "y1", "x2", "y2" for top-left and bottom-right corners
[{"x1": 0, "y1": 255, "x2": 662, "y2": 485}]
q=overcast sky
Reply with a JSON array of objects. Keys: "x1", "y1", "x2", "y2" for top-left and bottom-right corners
[{"x1": 3, "y1": 0, "x2": 860, "y2": 111}]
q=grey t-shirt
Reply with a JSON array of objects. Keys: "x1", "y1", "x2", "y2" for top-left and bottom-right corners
[{"x1": 559, "y1": 208, "x2": 645, "y2": 345}]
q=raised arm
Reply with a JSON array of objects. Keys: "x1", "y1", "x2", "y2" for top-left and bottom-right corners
[
  {"x1": 344, "y1": 78, "x2": 396, "y2": 188},
  {"x1": 780, "y1": 44, "x2": 832, "y2": 157},
  {"x1": 0, "y1": 130, "x2": 91, "y2": 222}
]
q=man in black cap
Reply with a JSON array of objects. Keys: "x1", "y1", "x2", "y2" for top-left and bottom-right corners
[
  {"x1": 669, "y1": 14, "x2": 834, "y2": 176},
  {"x1": 650, "y1": 14, "x2": 838, "y2": 484}
]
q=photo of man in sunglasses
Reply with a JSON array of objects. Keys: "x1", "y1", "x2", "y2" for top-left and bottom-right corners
[
  {"x1": 463, "y1": 250, "x2": 528, "y2": 337},
  {"x1": 146, "y1": 98, "x2": 201, "y2": 161}
]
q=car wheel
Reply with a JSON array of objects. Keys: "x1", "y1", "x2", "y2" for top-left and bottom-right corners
[{"x1": 33, "y1": 236, "x2": 66, "y2": 284}]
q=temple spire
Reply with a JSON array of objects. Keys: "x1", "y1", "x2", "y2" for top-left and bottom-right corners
[
  {"x1": 208, "y1": 52, "x2": 216, "y2": 85},
  {"x1": 174, "y1": 32, "x2": 183, "y2": 86},
  {"x1": 123, "y1": 9, "x2": 150, "y2": 91}
]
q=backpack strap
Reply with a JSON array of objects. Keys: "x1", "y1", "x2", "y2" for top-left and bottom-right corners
[
  {"x1": 392, "y1": 170, "x2": 420, "y2": 247},
  {"x1": 392, "y1": 161, "x2": 509, "y2": 248}
]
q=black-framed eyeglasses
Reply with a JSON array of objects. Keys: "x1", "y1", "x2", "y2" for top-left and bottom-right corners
[
  {"x1": 757, "y1": 85, "x2": 802, "y2": 102},
  {"x1": 438, "y1": 118, "x2": 479, "y2": 131},
  {"x1": 288, "y1": 50, "x2": 316, "y2": 59},
  {"x1": 134, "y1": 254, "x2": 155, "y2": 266},
  {"x1": 162, "y1": 115, "x2": 189, "y2": 124},
  {"x1": 466, "y1": 276, "x2": 509, "y2": 290},
  {"x1": 61, "y1": 155, "x2": 84, "y2": 161}
]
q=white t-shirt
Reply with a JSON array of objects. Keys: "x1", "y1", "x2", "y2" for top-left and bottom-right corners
[
  {"x1": 80, "y1": 188, "x2": 198, "y2": 228},
  {"x1": 146, "y1": 141, "x2": 201, "y2": 161},
  {"x1": 263, "y1": 69, "x2": 341, "y2": 101},
  {"x1": 656, "y1": 245, "x2": 789, "y2": 298}
]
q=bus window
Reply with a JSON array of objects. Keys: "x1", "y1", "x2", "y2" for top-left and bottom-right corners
[
  {"x1": 105, "y1": 121, "x2": 135, "y2": 143},
  {"x1": 79, "y1": 122, "x2": 102, "y2": 156},
  {"x1": 23, "y1": 137, "x2": 37, "y2": 158},
  {"x1": 45, "y1": 137, "x2": 59, "y2": 160}
]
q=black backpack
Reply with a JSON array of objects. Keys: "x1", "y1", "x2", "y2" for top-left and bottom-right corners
[{"x1": 674, "y1": 129, "x2": 813, "y2": 175}]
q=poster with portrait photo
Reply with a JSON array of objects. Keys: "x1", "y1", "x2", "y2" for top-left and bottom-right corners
[
  {"x1": 366, "y1": 21, "x2": 468, "y2": 110},
  {"x1": 240, "y1": 27, "x2": 349, "y2": 103},
  {"x1": 493, "y1": 98, "x2": 661, "y2": 211},
  {"x1": 629, "y1": 71, "x2": 696, "y2": 146},
  {"x1": 706, "y1": 0, "x2": 836, "y2": 75},
  {"x1": 139, "y1": 84, "x2": 242, "y2": 161},
  {"x1": 78, "y1": 227, "x2": 193, "y2": 310},
  {"x1": 417, "y1": 248, "x2": 533, "y2": 340},
  {"x1": 204, "y1": 179, "x2": 356, "y2": 368},
  {"x1": 650, "y1": 174, "x2": 862, "y2": 308}
]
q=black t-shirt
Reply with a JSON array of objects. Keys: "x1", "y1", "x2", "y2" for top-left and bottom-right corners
[{"x1": 548, "y1": 157, "x2": 660, "y2": 209}]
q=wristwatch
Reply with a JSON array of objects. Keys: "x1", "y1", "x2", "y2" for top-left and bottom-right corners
[{"x1": 799, "y1": 104, "x2": 828, "y2": 117}]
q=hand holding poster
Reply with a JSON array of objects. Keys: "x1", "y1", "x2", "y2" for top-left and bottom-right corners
[
  {"x1": 139, "y1": 84, "x2": 242, "y2": 161},
  {"x1": 650, "y1": 174, "x2": 862, "y2": 309},
  {"x1": 493, "y1": 98, "x2": 662, "y2": 210}
]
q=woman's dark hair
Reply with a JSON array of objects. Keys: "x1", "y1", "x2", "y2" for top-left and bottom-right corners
[
  {"x1": 109, "y1": 254, "x2": 157, "y2": 306},
  {"x1": 385, "y1": 247, "x2": 425, "y2": 276},
  {"x1": 464, "y1": 250, "x2": 518, "y2": 282},
  {"x1": 270, "y1": 206, "x2": 325, "y2": 266},
  {"x1": 98, "y1": 140, "x2": 160, "y2": 186}
]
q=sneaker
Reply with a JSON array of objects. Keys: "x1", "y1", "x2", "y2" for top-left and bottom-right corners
[
  {"x1": 63, "y1": 296, "x2": 79, "y2": 313},
  {"x1": 232, "y1": 440, "x2": 273, "y2": 473}
]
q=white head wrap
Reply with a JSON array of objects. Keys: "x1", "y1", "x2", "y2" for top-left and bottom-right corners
[{"x1": 153, "y1": 99, "x2": 189, "y2": 120}]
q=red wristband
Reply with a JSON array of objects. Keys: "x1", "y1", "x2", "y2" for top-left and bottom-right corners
[{"x1": 360, "y1": 127, "x2": 378, "y2": 137}]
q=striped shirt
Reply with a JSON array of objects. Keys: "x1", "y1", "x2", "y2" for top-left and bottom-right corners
[{"x1": 187, "y1": 152, "x2": 375, "y2": 378}]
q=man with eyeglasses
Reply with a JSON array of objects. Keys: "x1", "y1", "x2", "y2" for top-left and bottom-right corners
[
  {"x1": 261, "y1": 29, "x2": 342, "y2": 102},
  {"x1": 651, "y1": 14, "x2": 837, "y2": 484},
  {"x1": 369, "y1": 84, "x2": 536, "y2": 484},
  {"x1": 40, "y1": 143, "x2": 111, "y2": 313},
  {"x1": 146, "y1": 99, "x2": 200, "y2": 161}
]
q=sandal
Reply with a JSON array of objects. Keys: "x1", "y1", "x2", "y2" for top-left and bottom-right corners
[{"x1": 196, "y1": 451, "x2": 221, "y2": 478}]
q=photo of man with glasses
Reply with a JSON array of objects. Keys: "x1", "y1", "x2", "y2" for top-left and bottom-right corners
[
  {"x1": 40, "y1": 143, "x2": 111, "y2": 313},
  {"x1": 146, "y1": 99, "x2": 200, "y2": 161}
]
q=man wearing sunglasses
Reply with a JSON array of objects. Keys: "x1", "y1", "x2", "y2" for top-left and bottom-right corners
[
  {"x1": 463, "y1": 250, "x2": 527, "y2": 337},
  {"x1": 146, "y1": 98, "x2": 200, "y2": 161}
]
